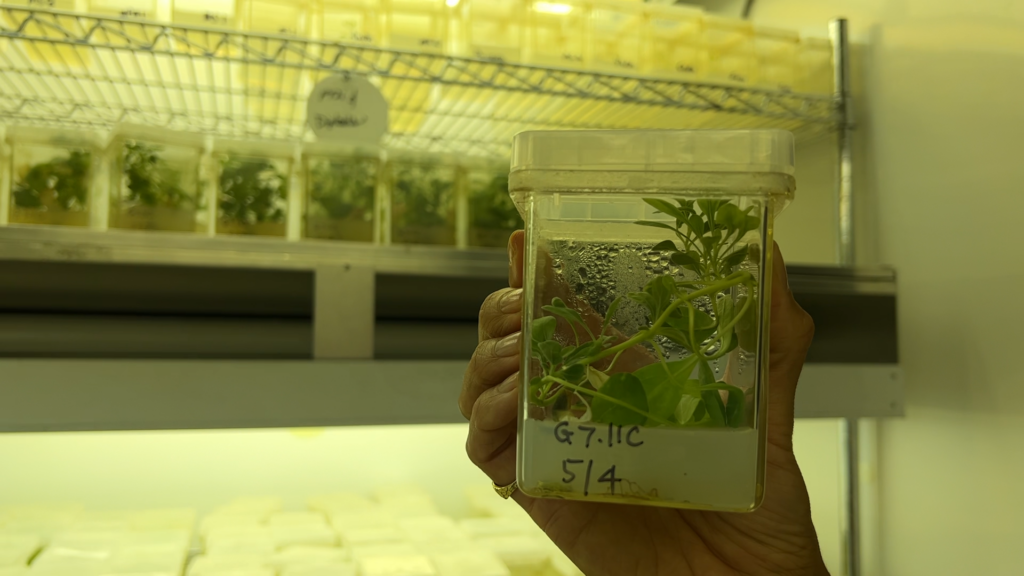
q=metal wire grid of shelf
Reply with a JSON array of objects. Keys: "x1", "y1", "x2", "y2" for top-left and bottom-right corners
[{"x1": 0, "y1": 6, "x2": 841, "y2": 158}]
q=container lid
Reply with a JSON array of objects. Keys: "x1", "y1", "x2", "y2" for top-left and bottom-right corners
[{"x1": 510, "y1": 129, "x2": 795, "y2": 176}]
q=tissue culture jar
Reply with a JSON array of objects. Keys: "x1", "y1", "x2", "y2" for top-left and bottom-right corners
[
  {"x1": 110, "y1": 136, "x2": 203, "y2": 232},
  {"x1": 305, "y1": 154, "x2": 378, "y2": 243},
  {"x1": 215, "y1": 153, "x2": 291, "y2": 237},
  {"x1": 589, "y1": 0, "x2": 644, "y2": 73},
  {"x1": 319, "y1": 0, "x2": 382, "y2": 44},
  {"x1": 9, "y1": 139, "x2": 94, "y2": 227},
  {"x1": 388, "y1": 158, "x2": 456, "y2": 246},
  {"x1": 645, "y1": 4, "x2": 704, "y2": 78},
  {"x1": 702, "y1": 15, "x2": 755, "y2": 84},
  {"x1": 513, "y1": 130, "x2": 796, "y2": 512}
]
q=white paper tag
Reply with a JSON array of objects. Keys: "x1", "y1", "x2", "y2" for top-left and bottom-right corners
[{"x1": 307, "y1": 75, "x2": 388, "y2": 144}]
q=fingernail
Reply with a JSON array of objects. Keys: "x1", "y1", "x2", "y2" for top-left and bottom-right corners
[
  {"x1": 494, "y1": 332, "x2": 521, "y2": 358},
  {"x1": 498, "y1": 373, "x2": 519, "y2": 393},
  {"x1": 499, "y1": 288, "x2": 523, "y2": 313}
]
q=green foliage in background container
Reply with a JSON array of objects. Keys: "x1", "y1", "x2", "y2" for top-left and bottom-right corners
[
  {"x1": 470, "y1": 172, "x2": 520, "y2": 231},
  {"x1": 391, "y1": 162, "x2": 453, "y2": 229},
  {"x1": 121, "y1": 142, "x2": 192, "y2": 209},
  {"x1": 219, "y1": 156, "x2": 287, "y2": 225},
  {"x1": 309, "y1": 158, "x2": 376, "y2": 220},
  {"x1": 12, "y1": 150, "x2": 91, "y2": 211}
]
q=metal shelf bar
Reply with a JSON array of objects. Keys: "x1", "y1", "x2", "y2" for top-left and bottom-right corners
[{"x1": 0, "y1": 6, "x2": 839, "y2": 158}]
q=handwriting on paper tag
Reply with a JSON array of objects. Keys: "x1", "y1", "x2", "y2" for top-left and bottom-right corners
[{"x1": 307, "y1": 75, "x2": 388, "y2": 144}]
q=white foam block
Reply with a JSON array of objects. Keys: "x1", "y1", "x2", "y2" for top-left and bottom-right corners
[
  {"x1": 431, "y1": 550, "x2": 511, "y2": 576},
  {"x1": 358, "y1": 554, "x2": 436, "y2": 576}
]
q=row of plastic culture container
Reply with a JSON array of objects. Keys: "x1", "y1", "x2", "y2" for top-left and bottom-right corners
[
  {"x1": 3, "y1": 0, "x2": 834, "y2": 93},
  {"x1": 0, "y1": 125, "x2": 521, "y2": 249}
]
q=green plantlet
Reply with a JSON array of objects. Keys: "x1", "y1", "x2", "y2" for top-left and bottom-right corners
[
  {"x1": 12, "y1": 149, "x2": 91, "y2": 212},
  {"x1": 121, "y1": 142, "x2": 192, "y2": 210},
  {"x1": 308, "y1": 158, "x2": 376, "y2": 220},
  {"x1": 219, "y1": 156, "x2": 287, "y2": 226},
  {"x1": 469, "y1": 172, "x2": 521, "y2": 230},
  {"x1": 529, "y1": 198, "x2": 760, "y2": 429}
]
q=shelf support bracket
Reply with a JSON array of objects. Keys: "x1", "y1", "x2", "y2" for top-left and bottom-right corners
[{"x1": 314, "y1": 265, "x2": 375, "y2": 360}]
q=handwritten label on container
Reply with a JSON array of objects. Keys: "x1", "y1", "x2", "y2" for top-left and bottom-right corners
[
  {"x1": 307, "y1": 75, "x2": 388, "y2": 144},
  {"x1": 554, "y1": 422, "x2": 643, "y2": 496}
]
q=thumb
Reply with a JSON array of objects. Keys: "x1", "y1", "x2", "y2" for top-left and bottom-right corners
[{"x1": 766, "y1": 242, "x2": 815, "y2": 451}]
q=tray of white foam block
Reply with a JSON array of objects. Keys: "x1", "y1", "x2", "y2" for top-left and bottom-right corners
[{"x1": 0, "y1": 485, "x2": 584, "y2": 576}]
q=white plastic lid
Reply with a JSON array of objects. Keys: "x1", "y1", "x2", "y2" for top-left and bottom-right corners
[{"x1": 510, "y1": 130, "x2": 795, "y2": 176}]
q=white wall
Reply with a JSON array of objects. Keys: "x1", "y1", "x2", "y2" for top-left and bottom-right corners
[{"x1": 753, "y1": 1, "x2": 1024, "y2": 575}]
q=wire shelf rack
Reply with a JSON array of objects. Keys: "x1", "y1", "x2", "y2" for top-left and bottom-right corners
[{"x1": 0, "y1": 6, "x2": 840, "y2": 158}]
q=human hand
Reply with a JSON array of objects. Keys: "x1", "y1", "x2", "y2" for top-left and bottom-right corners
[{"x1": 460, "y1": 231, "x2": 828, "y2": 576}]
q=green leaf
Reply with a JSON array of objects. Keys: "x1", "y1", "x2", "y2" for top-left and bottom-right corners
[
  {"x1": 674, "y1": 199, "x2": 695, "y2": 212},
  {"x1": 722, "y1": 248, "x2": 749, "y2": 269},
  {"x1": 588, "y1": 367, "x2": 610, "y2": 390},
  {"x1": 670, "y1": 251, "x2": 699, "y2": 268},
  {"x1": 632, "y1": 357, "x2": 700, "y2": 426},
  {"x1": 692, "y1": 399, "x2": 707, "y2": 423},
  {"x1": 683, "y1": 214, "x2": 706, "y2": 237},
  {"x1": 743, "y1": 214, "x2": 761, "y2": 236},
  {"x1": 635, "y1": 220, "x2": 678, "y2": 232},
  {"x1": 601, "y1": 296, "x2": 622, "y2": 336},
  {"x1": 630, "y1": 275, "x2": 677, "y2": 320},
  {"x1": 714, "y1": 203, "x2": 747, "y2": 231},
  {"x1": 562, "y1": 363, "x2": 586, "y2": 383},
  {"x1": 697, "y1": 199, "x2": 726, "y2": 225},
  {"x1": 542, "y1": 303, "x2": 586, "y2": 332},
  {"x1": 701, "y1": 389, "x2": 727, "y2": 426},
  {"x1": 651, "y1": 240, "x2": 677, "y2": 252},
  {"x1": 531, "y1": 316, "x2": 556, "y2": 343},
  {"x1": 643, "y1": 198, "x2": 689, "y2": 221},
  {"x1": 537, "y1": 341, "x2": 564, "y2": 364},
  {"x1": 698, "y1": 360, "x2": 717, "y2": 385},
  {"x1": 674, "y1": 394, "x2": 701, "y2": 425},
  {"x1": 726, "y1": 387, "x2": 746, "y2": 427},
  {"x1": 591, "y1": 373, "x2": 650, "y2": 426},
  {"x1": 563, "y1": 341, "x2": 600, "y2": 363},
  {"x1": 666, "y1": 307, "x2": 716, "y2": 332}
]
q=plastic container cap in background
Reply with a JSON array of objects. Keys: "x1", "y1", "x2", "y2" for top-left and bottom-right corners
[{"x1": 510, "y1": 129, "x2": 795, "y2": 175}]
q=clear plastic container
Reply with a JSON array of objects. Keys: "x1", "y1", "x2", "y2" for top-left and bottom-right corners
[
  {"x1": 796, "y1": 36, "x2": 834, "y2": 95},
  {"x1": 86, "y1": 0, "x2": 158, "y2": 19},
  {"x1": 6, "y1": 127, "x2": 98, "y2": 228},
  {"x1": 385, "y1": 0, "x2": 449, "y2": 53},
  {"x1": 467, "y1": 162, "x2": 519, "y2": 249},
  {"x1": 754, "y1": 26, "x2": 799, "y2": 91},
  {"x1": 524, "y1": 0, "x2": 587, "y2": 69},
  {"x1": 702, "y1": 15, "x2": 755, "y2": 84},
  {"x1": 387, "y1": 156, "x2": 457, "y2": 246},
  {"x1": 511, "y1": 129, "x2": 795, "y2": 512},
  {"x1": 107, "y1": 125, "x2": 205, "y2": 233},
  {"x1": 644, "y1": 4, "x2": 704, "y2": 79},
  {"x1": 171, "y1": 0, "x2": 237, "y2": 27},
  {"x1": 318, "y1": 0, "x2": 382, "y2": 45},
  {"x1": 240, "y1": 0, "x2": 312, "y2": 35},
  {"x1": 457, "y1": 0, "x2": 523, "y2": 63},
  {"x1": 303, "y1": 143, "x2": 379, "y2": 243},
  {"x1": 588, "y1": 0, "x2": 644, "y2": 73},
  {"x1": 214, "y1": 140, "x2": 293, "y2": 237}
]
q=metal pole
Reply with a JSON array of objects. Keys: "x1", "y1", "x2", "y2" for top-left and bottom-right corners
[
  {"x1": 842, "y1": 417, "x2": 861, "y2": 576},
  {"x1": 831, "y1": 18, "x2": 854, "y2": 267},
  {"x1": 831, "y1": 18, "x2": 860, "y2": 576}
]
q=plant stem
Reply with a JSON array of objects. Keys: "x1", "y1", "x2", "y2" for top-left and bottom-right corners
[
  {"x1": 547, "y1": 376, "x2": 672, "y2": 426},
  {"x1": 583, "y1": 273, "x2": 751, "y2": 366},
  {"x1": 700, "y1": 282, "x2": 755, "y2": 354}
]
